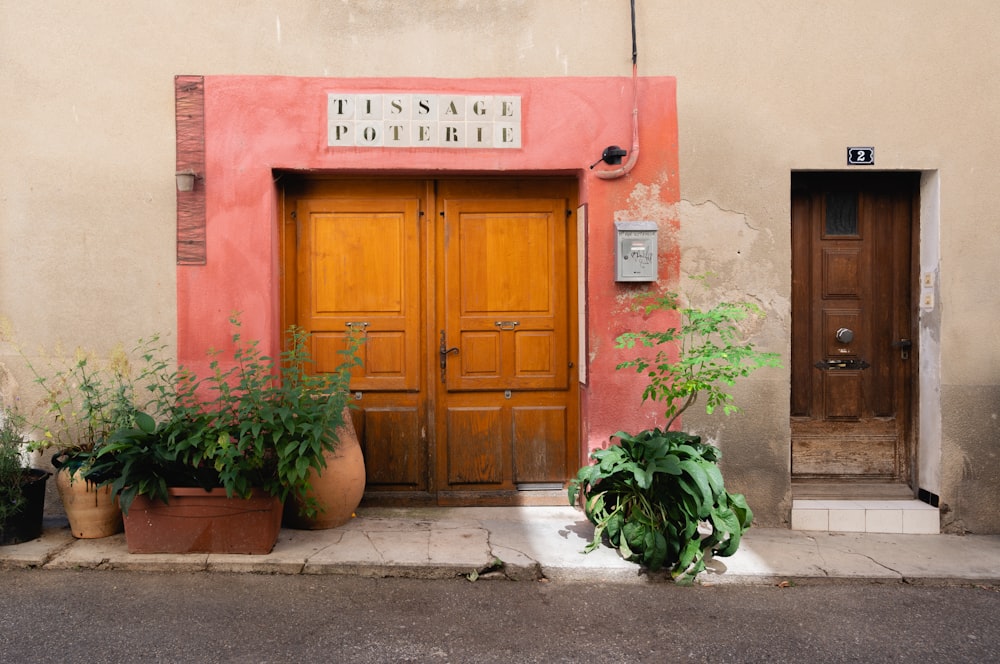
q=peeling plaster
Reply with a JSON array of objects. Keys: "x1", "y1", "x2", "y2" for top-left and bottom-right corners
[
  {"x1": 617, "y1": 183, "x2": 677, "y2": 226},
  {"x1": 678, "y1": 198, "x2": 770, "y2": 283},
  {"x1": 616, "y1": 183, "x2": 680, "y2": 251},
  {"x1": 678, "y1": 199, "x2": 789, "y2": 331},
  {"x1": 607, "y1": 182, "x2": 681, "y2": 321}
]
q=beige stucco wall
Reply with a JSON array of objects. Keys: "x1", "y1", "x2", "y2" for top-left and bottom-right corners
[{"x1": 2, "y1": 1, "x2": 998, "y2": 530}]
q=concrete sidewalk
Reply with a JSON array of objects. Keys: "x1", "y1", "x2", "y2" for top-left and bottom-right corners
[{"x1": 3, "y1": 506, "x2": 999, "y2": 585}]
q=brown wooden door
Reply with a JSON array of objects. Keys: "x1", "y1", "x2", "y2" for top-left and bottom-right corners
[
  {"x1": 791, "y1": 172, "x2": 917, "y2": 481},
  {"x1": 283, "y1": 178, "x2": 578, "y2": 505}
]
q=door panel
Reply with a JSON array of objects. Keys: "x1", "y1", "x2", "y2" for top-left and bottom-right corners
[
  {"x1": 512, "y1": 406, "x2": 567, "y2": 483},
  {"x1": 285, "y1": 178, "x2": 578, "y2": 504},
  {"x1": 297, "y1": 197, "x2": 422, "y2": 392},
  {"x1": 791, "y1": 173, "x2": 916, "y2": 481},
  {"x1": 362, "y1": 408, "x2": 423, "y2": 486},
  {"x1": 446, "y1": 407, "x2": 504, "y2": 485},
  {"x1": 443, "y1": 198, "x2": 568, "y2": 392}
]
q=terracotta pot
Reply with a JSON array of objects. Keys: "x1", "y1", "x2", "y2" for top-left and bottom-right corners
[
  {"x1": 122, "y1": 487, "x2": 282, "y2": 554},
  {"x1": 56, "y1": 469, "x2": 123, "y2": 539},
  {"x1": 284, "y1": 409, "x2": 366, "y2": 530},
  {"x1": 0, "y1": 469, "x2": 50, "y2": 546}
]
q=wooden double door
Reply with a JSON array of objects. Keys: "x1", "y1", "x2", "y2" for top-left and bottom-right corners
[
  {"x1": 791, "y1": 172, "x2": 918, "y2": 484},
  {"x1": 281, "y1": 178, "x2": 579, "y2": 505}
]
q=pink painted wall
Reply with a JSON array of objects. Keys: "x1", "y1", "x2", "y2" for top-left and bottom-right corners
[{"x1": 180, "y1": 75, "x2": 679, "y2": 456}]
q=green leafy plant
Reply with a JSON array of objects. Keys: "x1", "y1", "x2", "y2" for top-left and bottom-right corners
[
  {"x1": 569, "y1": 278, "x2": 780, "y2": 581},
  {"x1": 0, "y1": 412, "x2": 52, "y2": 544},
  {"x1": 615, "y1": 281, "x2": 781, "y2": 429},
  {"x1": 89, "y1": 316, "x2": 362, "y2": 516},
  {"x1": 0, "y1": 414, "x2": 29, "y2": 523},
  {"x1": 4, "y1": 333, "x2": 166, "y2": 476},
  {"x1": 569, "y1": 428, "x2": 752, "y2": 581}
]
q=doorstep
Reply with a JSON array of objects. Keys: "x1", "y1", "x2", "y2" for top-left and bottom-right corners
[{"x1": 791, "y1": 499, "x2": 940, "y2": 534}]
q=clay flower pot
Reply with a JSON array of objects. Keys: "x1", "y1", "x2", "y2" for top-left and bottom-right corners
[
  {"x1": 56, "y1": 469, "x2": 123, "y2": 539},
  {"x1": 284, "y1": 409, "x2": 366, "y2": 530}
]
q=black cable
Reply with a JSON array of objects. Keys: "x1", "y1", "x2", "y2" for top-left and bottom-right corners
[{"x1": 631, "y1": 0, "x2": 637, "y2": 65}]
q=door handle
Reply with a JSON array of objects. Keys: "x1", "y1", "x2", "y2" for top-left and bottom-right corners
[
  {"x1": 494, "y1": 321, "x2": 520, "y2": 331},
  {"x1": 439, "y1": 330, "x2": 459, "y2": 371},
  {"x1": 892, "y1": 338, "x2": 912, "y2": 360}
]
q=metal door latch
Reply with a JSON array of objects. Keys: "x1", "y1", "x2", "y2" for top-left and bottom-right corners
[
  {"x1": 892, "y1": 338, "x2": 912, "y2": 360},
  {"x1": 814, "y1": 358, "x2": 871, "y2": 370}
]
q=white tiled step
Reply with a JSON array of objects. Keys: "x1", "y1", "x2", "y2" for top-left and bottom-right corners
[{"x1": 791, "y1": 499, "x2": 940, "y2": 534}]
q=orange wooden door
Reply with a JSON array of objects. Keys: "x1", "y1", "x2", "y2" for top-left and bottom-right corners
[
  {"x1": 790, "y1": 172, "x2": 917, "y2": 481},
  {"x1": 290, "y1": 180, "x2": 428, "y2": 495},
  {"x1": 436, "y1": 181, "x2": 576, "y2": 501},
  {"x1": 284, "y1": 178, "x2": 577, "y2": 505}
]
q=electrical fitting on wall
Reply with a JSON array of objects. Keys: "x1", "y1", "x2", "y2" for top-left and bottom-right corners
[
  {"x1": 614, "y1": 220, "x2": 658, "y2": 282},
  {"x1": 589, "y1": 145, "x2": 628, "y2": 169}
]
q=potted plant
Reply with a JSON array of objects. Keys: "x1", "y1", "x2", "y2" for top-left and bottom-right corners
[
  {"x1": 569, "y1": 278, "x2": 781, "y2": 582},
  {"x1": 4, "y1": 338, "x2": 163, "y2": 539},
  {"x1": 0, "y1": 410, "x2": 50, "y2": 546},
  {"x1": 281, "y1": 405, "x2": 366, "y2": 531},
  {"x1": 87, "y1": 316, "x2": 362, "y2": 554}
]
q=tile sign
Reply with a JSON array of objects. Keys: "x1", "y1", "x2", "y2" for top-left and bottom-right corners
[{"x1": 328, "y1": 93, "x2": 521, "y2": 148}]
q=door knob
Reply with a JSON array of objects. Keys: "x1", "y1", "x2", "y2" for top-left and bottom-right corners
[{"x1": 835, "y1": 327, "x2": 854, "y2": 344}]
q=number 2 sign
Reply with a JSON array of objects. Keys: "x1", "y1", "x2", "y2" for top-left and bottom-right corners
[{"x1": 847, "y1": 147, "x2": 875, "y2": 165}]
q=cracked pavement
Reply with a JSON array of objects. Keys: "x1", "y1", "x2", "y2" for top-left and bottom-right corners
[{"x1": 3, "y1": 506, "x2": 1000, "y2": 585}]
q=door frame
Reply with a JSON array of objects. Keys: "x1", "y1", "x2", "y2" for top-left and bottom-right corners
[{"x1": 279, "y1": 175, "x2": 580, "y2": 506}]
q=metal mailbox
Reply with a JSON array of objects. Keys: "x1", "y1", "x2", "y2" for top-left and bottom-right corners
[{"x1": 614, "y1": 220, "x2": 658, "y2": 282}]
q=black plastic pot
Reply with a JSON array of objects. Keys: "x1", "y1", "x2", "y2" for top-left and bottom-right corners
[{"x1": 0, "y1": 469, "x2": 51, "y2": 546}]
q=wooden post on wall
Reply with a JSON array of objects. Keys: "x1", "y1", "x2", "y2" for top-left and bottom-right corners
[{"x1": 175, "y1": 75, "x2": 206, "y2": 265}]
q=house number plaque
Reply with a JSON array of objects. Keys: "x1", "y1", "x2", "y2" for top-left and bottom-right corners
[{"x1": 847, "y1": 146, "x2": 875, "y2": 165}]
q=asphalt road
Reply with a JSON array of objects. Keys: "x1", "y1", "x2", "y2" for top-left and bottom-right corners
[{"x1": 1, "y1": 570, "x2": 998, "y2": 663}]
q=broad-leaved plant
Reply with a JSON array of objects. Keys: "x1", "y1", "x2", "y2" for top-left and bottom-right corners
[{"x1": 569, "y1": 278, "x2": 780, "y2": 581}]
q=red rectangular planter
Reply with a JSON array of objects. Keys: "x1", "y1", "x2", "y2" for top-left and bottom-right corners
[{"x1": 122, "y1": 487, "x2": 282, "y2": 554}]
